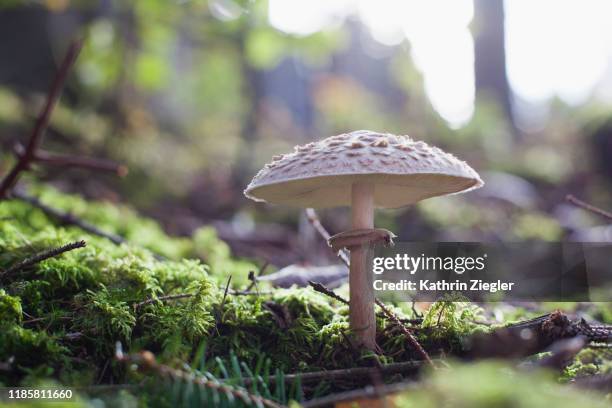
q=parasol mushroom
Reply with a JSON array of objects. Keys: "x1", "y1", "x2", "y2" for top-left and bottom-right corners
[{"x1": 244, "y1": 130, "x2": 483, "y2": 350}]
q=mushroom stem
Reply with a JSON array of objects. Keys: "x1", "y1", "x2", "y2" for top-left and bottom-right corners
[{"x1": 349, "y1": 182, "x2": 376, "y2": 350}]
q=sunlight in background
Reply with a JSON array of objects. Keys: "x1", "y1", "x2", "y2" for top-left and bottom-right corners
[
  {"x1": 269, "y1": 0, "x2": 475, "y2": 128},
  {"x1": 268, "y1": 0, "x2": 612, "y2": 129},
  {"x1": 506, "y1": 0, "x2": 612, "y2": 104}
]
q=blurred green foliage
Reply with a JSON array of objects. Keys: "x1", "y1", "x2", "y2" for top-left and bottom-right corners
[{"x1": 395, "y1": 361, "x2": 611, "y2": 407}]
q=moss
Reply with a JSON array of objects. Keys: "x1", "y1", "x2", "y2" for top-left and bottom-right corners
[
  {"x1": 1, "y1": 186, "x2": 607, "y2": 405},
  {"x1": 562, "y1": 347, "x2": 612, "y2": 381},
  {"x1": 0, "y1": 289, "x2": 22, "y2": 324},
  {"x1": 394, "y1": 362, "x2": 610, "y2": 408},
  {"x1": 1, "y1": 184, "x2": 257, "y2": 287},
  {"x1": 419, "y1": 294, "x2": 487, "y2": 353}
]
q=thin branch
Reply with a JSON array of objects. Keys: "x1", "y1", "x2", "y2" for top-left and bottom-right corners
[
  {"x1": 0, "y1": 39, "x2": 83, "y2": 198},
  {"x1": 566, "y1": 194, "x2": 612, "y2": 221},
  {"x1": 244, "y1": 261, "x2": 269, "y2": 292},
  {"x1": 219, "y1": 275, "x2": 232, "y2": 316},
  {"x1": 244, "y1": 360, "x2": 427, "y2": 386},
  {"x1": 305, "y1": 208, "x2": 350, "y2": 266},
  {"x1": 14, "y1": 144, "x2": 128, "y2": 176},
  {"x1": 375, "y1": 299, "x2": 435, "y2": 367},
  {"x1": 301, "y1": 380, "x2": 414, "y2": 408},
  {"x1": 308, "y1": 280, "x2": 349, "y2": 304},
  {"x1": 12, "y1": 190, "x2": 125, "y2": 245},
  {"x1": 308, "y1": 281, "x2": 422, "y2": 326},
  {"x1": 115, "y1": 345, "x2": 283, "y2": 408},
  {"x1": 1, "y1": 240, "x2": 86, "y2": 277}
]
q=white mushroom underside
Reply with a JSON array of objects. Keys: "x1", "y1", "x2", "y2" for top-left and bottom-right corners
[{"x1": 245, "y1": 172, "x2": 480, "y2": 209}]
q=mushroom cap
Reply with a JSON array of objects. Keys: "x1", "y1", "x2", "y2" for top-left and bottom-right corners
[{"x1": 244, "y1": 130, "x2": 483, "y2": 209}]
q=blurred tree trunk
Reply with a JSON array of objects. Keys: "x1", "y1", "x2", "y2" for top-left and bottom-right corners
[{"x1": 473, "y1": 0, "x2": 515, "y2": 130}]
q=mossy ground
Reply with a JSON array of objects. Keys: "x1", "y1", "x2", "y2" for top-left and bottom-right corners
[{"x1": 0, "y1": 186, "x2": 610, "y2": 407}]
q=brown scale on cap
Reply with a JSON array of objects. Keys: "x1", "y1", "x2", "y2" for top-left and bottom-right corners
[{"x1": 245, "y1": 130, "x2": 483, "y2": 209}]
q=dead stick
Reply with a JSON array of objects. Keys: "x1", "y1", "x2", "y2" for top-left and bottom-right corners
[
  {"x1": 375, "y1": 299, "x2": 435, "y2": 367},
  {"x1": 0, "y1": 40, "x2": 83, "y2": 198},
  {"x1": 308, "y1": 280, "x2": 349, "y2": 304},
  {"x1": 12, "y1": 190, "x2": 125, "y2": 245},
  {"x1": 1, "y1": 240, "x2": 86, "y2": 277},
  {"x1": 243, "y1": 360, "x2": 427, "y2": 386},
  {"x1": 301, "y1": 380, "x2": 414, "y2": 408},
  {"x1": 566, "y1": 194, "x2": 612, "y2": 221},
  {"x1": 308, "y1": 281, "x2": 422, "y2": 326},
  {"x1": 219, "y1": 275, "x2": 232, "y2": 316},
  {"x1": 305, "y1": 208, "x2": 350, "y2": 266},
  {"x1": 14, "y1": 144, "x2": 128, "y2": 176}
]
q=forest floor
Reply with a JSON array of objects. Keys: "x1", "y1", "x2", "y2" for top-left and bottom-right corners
[{"x1": 0, "y1": 185, "x2": 611, "y2": 407}]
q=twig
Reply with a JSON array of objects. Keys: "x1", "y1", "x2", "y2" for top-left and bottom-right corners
[
  {"x1": 12, "y1": 190, "x2": 125, "y2": 245},
  {"x1": 301, "y1": 380, "x2": 414, "y2": 408},
  {"x1": 375, "y1": 300, "x2": 435, "y2": 367},
  {"x1": 14, "y1": 144, "x2": 128, "y2": 176},
  {"x1": 219, "y1": 275, "x2": 232, "y2": 316},
  {"x1": 115, "y1": 344, "x2": 283, "y2": 408},
  {"x1": 244, "y1": 360, "x2": 427, "y2": 386},
  {"x1": 305, "y1": 208, "x2": 350, "y2": 266},
  {"x1": 244, "y1": 261, "x2": 269, "y2": 292},
  {"x1": 566, "y1": 195, "x2": 612, "y2": 221},
  {"x1": 0, "y1": 40, "x2": 83, "y2": 198},
  {"x1": 308, "y1": 280, "x2": 348, "y2": 304},
  {"x1": 468, "y1": 311, "x2": 612, "y2": 359},
  {"x1": 0, "y1": 240, "x2": 86, "y2": 277}
]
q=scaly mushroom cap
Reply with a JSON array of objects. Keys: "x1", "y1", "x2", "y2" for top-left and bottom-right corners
[{"x1": 245, "y1": 130, "x2": 483, "y2": 209}]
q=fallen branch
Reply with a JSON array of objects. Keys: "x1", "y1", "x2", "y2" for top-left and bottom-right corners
[
  {"x1": 308, "y1": 280, "x2": 349, "y2": 305},
  {"x1": 0, "y1": 40, "x2": 83, "y2": 199},
  {"x1": 14, "y1": 144, "x2": 128, "y2": 176},
  {"x1": 375, "y1": 299, "x2": 435, "y2": 367},
  {"x1": 244, "y1": 360, "x2": 428, "y2": 387},
  {"x1": 566, "y1": 194, "x2": 612, "y2": 221},
  {"x1": 0, "y1": 240, "x2": 86, "y2": 277},
  {"x1": 467, "y1": 311, "x2": 612, "y2": 359},
  {"x1": 308, "y1": 281, "x2": 422, "y2": 324},
  {"x1": 301, "y1": 380, "x2": 413, "y2": 408},
  {"x1": 305, "y1": 208, "x2": 349, "y2": 266},
  {"x1": 12, "y1": 190, "x2": 125, "y2": 245},
  {"x1": 115, "y1": 344, "x2": 283, "y2": 408}
]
